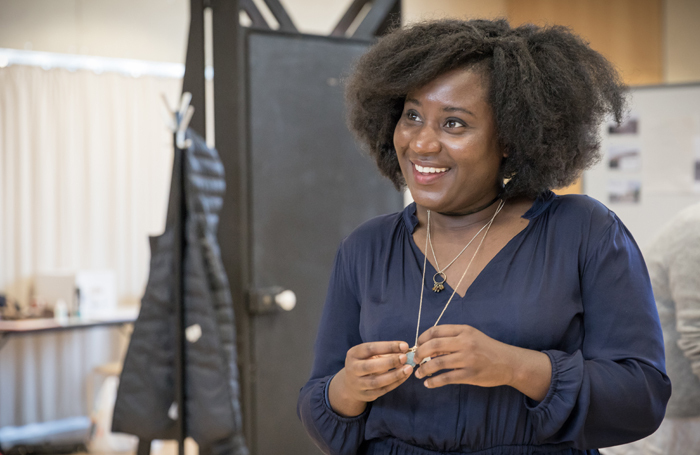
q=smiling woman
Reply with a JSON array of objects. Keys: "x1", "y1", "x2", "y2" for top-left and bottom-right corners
[
  {"x1": 297, "y1": 18, "x2": 671, "y2": 455},
  {"x1": 393, "y1": 68, "x2": 503, "y2": 216}
]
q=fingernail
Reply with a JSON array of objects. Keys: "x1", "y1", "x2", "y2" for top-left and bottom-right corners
[
  {"x1": 414, "y1": 370, "x2": 422, "y2": 379},
  {"x1": 402, "y1": 365, "x2": 412, "y2": 374},
  {"x1": 400, "y1": 342, "x2": 409, "y2": 351},
  {"x1": 424, "y1": 380, "x2": 432, "y2": 388},
  {"x1": 399, "y1": 354, "x2": 407, "y2": 363}
]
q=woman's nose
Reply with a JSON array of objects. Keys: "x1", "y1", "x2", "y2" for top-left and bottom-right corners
[{"x1": 410, "y1": 125, "x2": 441, "y2": 154}]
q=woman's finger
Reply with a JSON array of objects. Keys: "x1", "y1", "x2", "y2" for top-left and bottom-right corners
[
  {"x1": 417, "y1": 324, "x2": 469, "y2": 345},
  {"x1": 414, "y1": 352, "x2": 464, "y2": 379},
  {"x1": 370, "y1": 369, "x2": 414, "y2": 397},
  {"x1": 350, "y1": 341, "x2": 409, "y2": 360},
  {"x1": 358, "y1": 364, "x2": 413, "y2": 392},
  {"x1": 422, "y1": 368, "x2": 467, "y2": 389},
  {"x1": 414, "y1": 337, "x2": 459, "y2": 363},
  {"x1": 349, "y1": 353, "x2": 407, "y2": 376}
]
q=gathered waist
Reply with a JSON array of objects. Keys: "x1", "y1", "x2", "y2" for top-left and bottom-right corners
[{"x1": 361, "y1": 437, "x2": 599, "y2": 455}]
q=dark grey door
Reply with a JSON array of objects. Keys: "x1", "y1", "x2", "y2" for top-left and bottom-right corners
[{"x1": 245, "y1": 31, "x2": 402, "y2": 454}]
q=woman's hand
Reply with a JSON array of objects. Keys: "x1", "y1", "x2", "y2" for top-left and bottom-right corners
[
  {"x1": 328, "y1": 341, "x2": 413, "y2": 417},
  {"x1": 413, "y1": 325, "x2": 552, "y2": 402}
]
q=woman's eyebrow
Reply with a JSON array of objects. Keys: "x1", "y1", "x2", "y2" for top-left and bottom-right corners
[
  {"x1": 444, "y1": 106, "x2": 475, "y2": 117},
  {"x1": 405, "y1": 98, "x2": 476, "y2": 117},
  {"x1": 405, "y1": 98, "x2": 475, "y2": 117}
]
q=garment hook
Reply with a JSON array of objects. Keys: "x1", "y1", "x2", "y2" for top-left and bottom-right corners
[
  {"x1": 161, "y1": 92, "x2": 195, "y2": 149},
  {"x1": 176, "y1": 105, "x2": 194, "y2": 150}
]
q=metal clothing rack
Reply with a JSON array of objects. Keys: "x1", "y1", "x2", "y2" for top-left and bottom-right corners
[{"x1": 155, "y1": 1, "x2": 401, "y2": 454}]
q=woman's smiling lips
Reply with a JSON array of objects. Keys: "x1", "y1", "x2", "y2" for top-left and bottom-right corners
[{"x1": 412, "y1": 162, "x2": 451, "y2": 185}]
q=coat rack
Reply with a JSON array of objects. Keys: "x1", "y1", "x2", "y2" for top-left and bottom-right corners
[{"x1": 141, "y1": 1, "x2": 402, "y2": 454}]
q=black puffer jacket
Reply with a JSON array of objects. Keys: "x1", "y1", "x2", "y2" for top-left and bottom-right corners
[{"x1": 112, "y1": 130, "x2": 247, "y2": 455}]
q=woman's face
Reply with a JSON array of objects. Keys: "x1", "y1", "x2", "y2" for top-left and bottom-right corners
[{"x1": 393, "y1": 68, "x2": 505, "y2": 215}]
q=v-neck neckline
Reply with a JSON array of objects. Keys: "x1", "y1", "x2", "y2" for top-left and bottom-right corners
[{"x1": 403, "y1": 191, "x2": 555, "y2": 299}]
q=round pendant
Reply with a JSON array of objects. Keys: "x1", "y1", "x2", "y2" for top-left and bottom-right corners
[{"x1": 432, "y1": 272, "x2": 446, "y2": 293}]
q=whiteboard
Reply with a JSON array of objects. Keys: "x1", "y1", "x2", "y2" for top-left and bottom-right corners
[{"x1": 583, "y1": 83, "x2": 700, "y2": 250}]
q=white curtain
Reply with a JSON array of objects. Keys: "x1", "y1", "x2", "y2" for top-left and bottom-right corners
[{"x1": 0, "y1": 64, "x2": 181, "y2": 426}]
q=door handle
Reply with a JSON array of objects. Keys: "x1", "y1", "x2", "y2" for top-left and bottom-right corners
[{"x1": 248, "y1": 287, "x2": 297, "y2": 314}]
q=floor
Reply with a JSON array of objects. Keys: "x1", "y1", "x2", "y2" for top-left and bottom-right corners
[{"x1": 76, "y1": 438, "x2": 199, "y2": 455}]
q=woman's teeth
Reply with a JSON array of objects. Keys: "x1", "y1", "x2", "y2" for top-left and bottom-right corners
[{"x1": 415, "y1": 164, "x2": 449, "y2": 174}]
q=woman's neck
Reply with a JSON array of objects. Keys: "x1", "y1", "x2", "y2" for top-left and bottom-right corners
[{"x1": 415, "y1": 197, "x2": 502, "y2": 233}]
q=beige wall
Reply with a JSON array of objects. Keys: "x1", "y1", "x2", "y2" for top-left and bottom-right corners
[
  {"x1": 0, "y1": 0, "x2": 697, "y2": 86},
  {"x1": 403, "y1": 0, "x2": 506, "y2": 23},
  {"x1": 665, "y1": 0, "x2": 700, "y2": 83},
  {"x1": 506, "y1": 0, "x2": 664, "y2": 86},
  {"x1": 277, "y1": 0, "x2": 353, "y2": 35},
  {"x1": 0, "y1": 0, "x2": 189, "y2": 62},
  {"x1": 402, "y1": 0, "x2": 700, "y2": 85},
  {"x1": 0, "y1": 0, "x2": 356, "y2": 62}
]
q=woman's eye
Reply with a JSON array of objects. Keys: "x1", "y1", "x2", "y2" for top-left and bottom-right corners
[
  {"x1": 445, "y1": 119, "x2": 466, "y2": 129},
  {"x1": 405, "y1": 110, "x2": 421, "y2": 122}
]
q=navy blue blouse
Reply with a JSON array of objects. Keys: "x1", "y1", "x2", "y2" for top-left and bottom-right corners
[{"x1": 298, "y1": 192, "x2": 671, "y2": 455}]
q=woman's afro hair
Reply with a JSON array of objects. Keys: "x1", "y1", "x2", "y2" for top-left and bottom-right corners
[{"x1": 345, "y1": 19, "x2": 626, "y2": 199}]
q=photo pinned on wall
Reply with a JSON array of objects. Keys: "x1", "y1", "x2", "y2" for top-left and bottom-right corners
[
  {"x1": 608, "y1": 145, "x2": 641, "y2": 171},
  {"x1": 608, "y1": 115, "x2": 638, "y2": 135},
  {"x1": 608, "y1": 179, "x2": 641, "y2": 204}
]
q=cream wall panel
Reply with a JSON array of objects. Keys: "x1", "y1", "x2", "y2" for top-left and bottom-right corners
[
  {"x1": 0, "y1": 0, "x2": 353, "y2": 62},
  {"x1": 403, "y1": 0, "x2": 507, "y2": 23},
  {"x1": 0, "y1": 0, "x2": 189, "y2": 63},
  {"x1": 665, "y1": 0, "x2": 700, "y2": 83},
  {"x1": 0, "y1": 0, "x2": 510, "y2": 62},
  {"x1": 506, "y1": 0, "x2": 663, "y2": 86},
  {"x1": 0, "y1": 0, "x2": 79, "y2": 54},
  {"x1": 278, "y1": 0, "x2": 354, "y2": 35},
  {"x1": 0, "y1": 0, "x2": 696, "y2": 84}
]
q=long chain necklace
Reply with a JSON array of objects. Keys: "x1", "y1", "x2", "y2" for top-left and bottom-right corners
[{"x1": 407, "y1": 200, "x2": 506, "y2": 367}]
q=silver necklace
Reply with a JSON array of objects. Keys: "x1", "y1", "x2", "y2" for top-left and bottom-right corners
[
  {"x1": 407, "y1": 200, "x2": 505, "y2": 367},
  {"x1": 427, "y1": 218, "x2": 492, "y2": 293}
]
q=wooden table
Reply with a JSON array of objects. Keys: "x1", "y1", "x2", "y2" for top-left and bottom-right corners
[
  {"x1": 0, "y1": 308, "x2": 139, "y2": 350},
  {"x1": 0, "y1": 308, "x2": 140, "y2": 450}
]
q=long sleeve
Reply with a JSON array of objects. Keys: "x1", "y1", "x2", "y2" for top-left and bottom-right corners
[
  {"x1": 669, "y1": 226, "x2": 700, "y2": 380},
  {"x1": 297, "y1": 244, "x2": 368, "y2": 455},
  {"x1": 527, "y1": 213, "x2": 672, "y2": 449}
]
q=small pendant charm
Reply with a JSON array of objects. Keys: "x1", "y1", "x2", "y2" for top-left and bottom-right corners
[
  {"x1": 432, "y1": 272, "x2": 447, "y2": 293},
  {"x1": 406, "y1": 346, "x2": 418, "y2": 367},
  {"x1": 406, "y1": 346, "x2": 430, "y2": 368}
]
